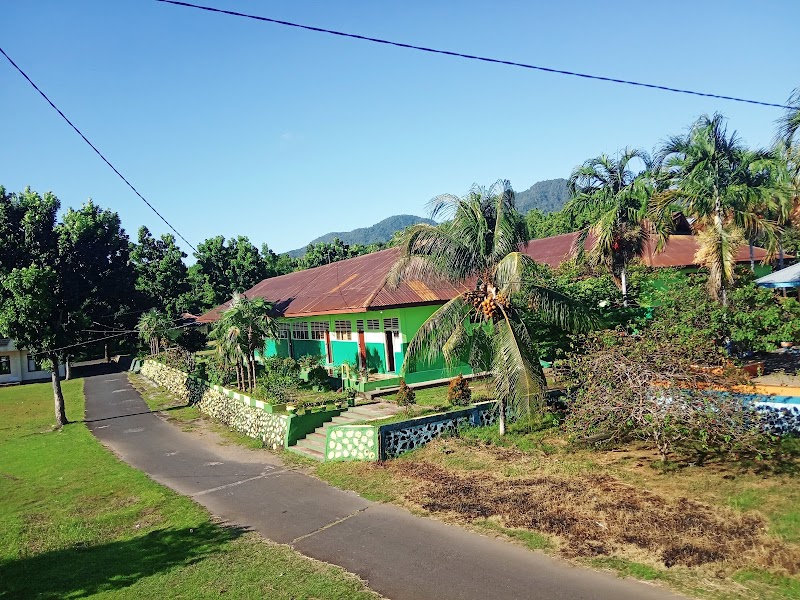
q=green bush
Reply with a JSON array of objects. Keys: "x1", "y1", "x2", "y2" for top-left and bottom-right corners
[
  {"x1": 447, "y1": 375, "x2": 472, "y2": 406},
  {"x1": 299, "y1": 354, "x2": 324, "y2": 370}
]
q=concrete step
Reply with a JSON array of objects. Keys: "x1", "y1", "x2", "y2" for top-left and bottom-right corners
[
  {"x1": 296, "y1": 436, "x2": 325, "y2": 452},
  {"x1": 287, "y1": 444, "x2": 324, "y2": 462}
]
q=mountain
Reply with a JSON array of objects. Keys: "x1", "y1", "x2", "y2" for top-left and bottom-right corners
[
  {"x1": 514, "y1": 178, "x2": 569, "y2": 214},
  {"x1": 287, "y1": 214, "x2": 436, "y2": 257}
]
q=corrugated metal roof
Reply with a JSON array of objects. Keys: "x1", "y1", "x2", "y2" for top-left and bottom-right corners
[
  {"x1": 756, "y1": 262, "x2": 800, "y2": 288},
  {"x1": 198, "y1": 233, "x2": 780, "y2": 323},
  {"x1": 197, "y1": 247, "x2": 464, "y2": 322},
  {"x1": 521, "y1": 232, "x2": 772, "y2": 268}
]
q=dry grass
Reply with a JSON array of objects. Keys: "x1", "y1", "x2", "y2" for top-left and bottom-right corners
[{"x1": 386, "y1": 457, "x2": 799, "y2": 573}]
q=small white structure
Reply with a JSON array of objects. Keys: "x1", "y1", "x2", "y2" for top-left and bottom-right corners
[{"x1": 0, "y1": 338, "x2": 66, "y2": 384}]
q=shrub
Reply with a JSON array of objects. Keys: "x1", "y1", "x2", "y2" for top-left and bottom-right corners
[
  {"x1": 447, "y1": 375, "x2": 472, "y2": 406},
  {"x1": 395, "y1": 379, "x2": 416, "y2": 410},
  {"x1": 263, "y1": 356, "x2": 300, "y2": 378},
  {"x1": 307, "y1": 365, "x2": 330, "y2": 391},
  {"x1": 298, "y1": 354, "x2": 324, "y2": 370}
]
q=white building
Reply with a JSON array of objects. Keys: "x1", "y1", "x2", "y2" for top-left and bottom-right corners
[{"x1": 0, "y1": 338, "x2": 66, "y2": 384}]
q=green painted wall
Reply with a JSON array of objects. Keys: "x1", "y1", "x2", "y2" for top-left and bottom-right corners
[{"x1": 260, "y1": 304, "x2": 472, "y2": 385}]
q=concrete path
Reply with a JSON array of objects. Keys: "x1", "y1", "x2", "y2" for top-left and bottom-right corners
[{"x1": 84, "y1": 369, "x2": 684, "y2": 600}]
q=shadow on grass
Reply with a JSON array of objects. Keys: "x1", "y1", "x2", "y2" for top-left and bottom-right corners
[{"x1": 0, "y1": 523, "x2": 245, "y2": 599}]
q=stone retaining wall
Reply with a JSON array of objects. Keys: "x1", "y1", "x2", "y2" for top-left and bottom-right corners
[{"x1": 140, "y1": 360, "x2": 288, "y2": 448}]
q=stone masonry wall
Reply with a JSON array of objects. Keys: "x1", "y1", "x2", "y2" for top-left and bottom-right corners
[{"x1": 140, "y1": 360, "x2": 288, "y2": 448}]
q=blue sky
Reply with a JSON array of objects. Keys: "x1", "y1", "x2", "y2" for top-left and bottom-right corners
[{"x1": 2, "y1": 0, "x2": 797, "y2": 255}]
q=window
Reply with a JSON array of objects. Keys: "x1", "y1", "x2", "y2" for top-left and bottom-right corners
[
  {"x1": 384, "y1": 317, "x2": 400, "y2": 332},
  {"x1": 356, "y1": 320, "x2": 365, "y2": 333},
  {"x1": 334, "y1": 320, "x2": 352, "y2": 341},
  {"x1": 0, "y1": 356, "x2": 10, "y2": 375},
  {"x1": 277, "y1": 323, "x2": 290, "y2": 339},
  {"x1": 366, "y1": 319, "x2": 380, "y2": 331},
  {"x1": 27, "y1": 356, "x2": 43, "y2": 372},
  {"x1": 310, "y1": 321, "x2": 329, "y2": 340},
  {"x1": 292, "y1": 322, "x2": 309, "y2": 340}
]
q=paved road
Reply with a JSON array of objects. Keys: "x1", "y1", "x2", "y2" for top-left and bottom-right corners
[{"x1": 84, "y1": 369, "x2": 683, "y2": 600}]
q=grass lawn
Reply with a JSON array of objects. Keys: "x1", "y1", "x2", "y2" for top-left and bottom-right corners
[
  {"x1": 0, "y1": 379, "x2": 378, "y2": 599},
  {"x1": 310, "y1": 422, "x2": 800, "y2": 600}
]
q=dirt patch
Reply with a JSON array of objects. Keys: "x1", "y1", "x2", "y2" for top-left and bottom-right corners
[{"x1": 385, "y1": 459, "x2": 800, "y2": 573}]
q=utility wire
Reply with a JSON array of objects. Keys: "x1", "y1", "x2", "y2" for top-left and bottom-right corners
[
  {"x1": 0, "y1": 45, "x2": 198, "y2": 253},
  {"x1": 157, "y1": 0, "x2": 793, "y2": 111}
]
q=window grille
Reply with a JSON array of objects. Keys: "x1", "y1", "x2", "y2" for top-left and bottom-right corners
[
  {"x1": 383, "y1": 317, "x2": 400, "y2": 331},
  {"x1": 356, "y1": 320, "x2": 365, "y2": 332},
  {"x1": 366, "y1": 319, "x2": 380, "y2": 331},
  {"x1": 334, "y1": 320, "x2": 352, "y2": 341},
  {"x1": 277, "y1": 323, "x2": 290, "y2": 339},
  {"x1": 292, "y1": 321, "x2": 310, "y2": 340},
  {"x1": 310, "y1": 321, "x2": 329, "y2": 340}
]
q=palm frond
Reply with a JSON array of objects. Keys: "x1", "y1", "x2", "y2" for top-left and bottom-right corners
[
  {"x1": 523, "y1": 284, "x2": 597, "y2": 333},
  {"x1": 491, "y1": 314, "x2": 545, "y2": 419},
  {"x1": 400, "y1": 295, "x2": 471, "y2": 374}
]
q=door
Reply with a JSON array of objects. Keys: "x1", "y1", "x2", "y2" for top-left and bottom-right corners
[
  {"x1": 324, "y1": 330, "x2": 332, "y2": 364},
  {"x1": 385, "y1": 330, "x2": 395, "y2": 372},
  {"x1": 358, "y1": 330, "x2": 367, "y2": 370}
]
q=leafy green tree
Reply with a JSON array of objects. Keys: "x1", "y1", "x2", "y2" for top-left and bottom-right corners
[
  {"x1": 261, "y1": 243, "x2": 296, "y2": 276},
  {"x1": 567, "y1": 148, "x2": 654, "y2": 306},
  {"x1": 130, "y1": 226, "x2": 189, "y2": 316},
  {"x1": 389, "y1": 180, "x2": 591, "y2": 435},
  {"x1": 0, "y1": 189, "x2": 134, "y2": 427},
  {"x1": 654, "y1": 114, "x2": 790, "y2": 305},
  {"x1": 194, "y1": 236, "x2": 273, "y2": 307},
  {"x1": 298, "y1": 238, "x2": 356, "y2": 270}
]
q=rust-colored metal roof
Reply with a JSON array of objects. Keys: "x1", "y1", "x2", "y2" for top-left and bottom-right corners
[
  {"x1": 521, "y1": 232, "x2": 771, "y2": 268},
  {"x1": 197, "y1": 247, "x2": 465, "y2": 323},
  {"x1": 198, "y1": 233, "x2": 777, "y2": 324}
]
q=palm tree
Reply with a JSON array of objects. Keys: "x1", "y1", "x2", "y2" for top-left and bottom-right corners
[
  {"x1": 777, "y1": 88, "x2": 800, "y2": 267},
  {"x1": 654, "y1": 113, "x2": 789, "y2": 305},
  {"x1": 212, "y1": 293, "x2": 276, "y2": 392},
  {"x1": 388, "y1": 180, "x2": 591, "y2": 435},
  {"x1": 137, "y1": 309, "x2": 175, "y2": 356},
  {"x1": 567, "y1": 148, "x2": 654, "y2": 307}
]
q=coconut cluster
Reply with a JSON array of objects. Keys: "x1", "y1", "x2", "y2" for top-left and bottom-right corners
[{"x1": 464, "y1": 285, "x2": 508, "y2": 321}]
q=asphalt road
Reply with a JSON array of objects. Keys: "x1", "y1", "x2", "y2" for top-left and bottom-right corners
[{"x1": 84, "y1": 369, "x2": 684, "y2": 600}]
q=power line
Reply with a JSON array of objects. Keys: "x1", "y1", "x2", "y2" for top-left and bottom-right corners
[
  {"x1": 157, "y1": 0, "x2": 793, "y2": 111},
  {"x1": 0, "y1": 45, "x2": 198, "y2": 253}
]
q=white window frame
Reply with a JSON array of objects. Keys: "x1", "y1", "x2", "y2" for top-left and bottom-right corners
[
  {"x1": 334, "y1": 320, "x2": 352, "y2": 341},
  {"x1": 27, "y1": 356, "x2": 43, "y2": 372},
  {"x1": 310, "y1": 321, "x2": 329, "y2": 340},
  {"x1": 292, "y1": 321, "x2": 310, "y2": 340},
  {"x1": 0, "y1": 355, "x2": 10, "y2": 375},
  {"x1": 277, "y1": 323, "x2": 290, "y2": 339}
]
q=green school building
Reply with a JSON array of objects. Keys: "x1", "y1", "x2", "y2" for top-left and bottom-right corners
[
  {"x1": 199, "y1": 247, "x2": 472, "y2": 391},
  {"x1": 199, "y1": 225, "x2": 775, "y2": 391}
]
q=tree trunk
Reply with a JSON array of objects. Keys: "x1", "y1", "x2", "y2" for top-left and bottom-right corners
[
  {"x1": 749, "y1": 241, "x2": 755, "y2": 273},
  {"x1": 620, "y1": 267, "x2": 629, "y2": 308},
  {"x1": 65, "y1": 358, "x2": 72, "y2": 381},
  {"x1": 104, "y1": 343, "x2": 109, "y2": 363},
  {"x1": 498, "y1": 400, "x2": 506, "y2": 436},
  {"x1": 50, "y1": 353, "x2": 68, "y2": 427},
  {"x1": 779, "y1": 242, "x2": 785, "y2": 270}
]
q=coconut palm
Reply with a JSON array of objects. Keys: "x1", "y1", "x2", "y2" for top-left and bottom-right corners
[
  {"x1": 212, "y1": 293, "x2": 276, "y2": 392},
  {"x1": 567, "y1": 148, "x2": 654, "y2": 307},
  {"x1": 388, "y1": 180, "x2": 591, "y2": 435},
  {"x1": 778, "y1": 88, "x2": 800, "y2": 147},
  {"x1": 137, "y1": 309, "x2": 176, "y2": 356},
  {"x1": 654, "y1": 113, "x2": 789, "y2": 305}
]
